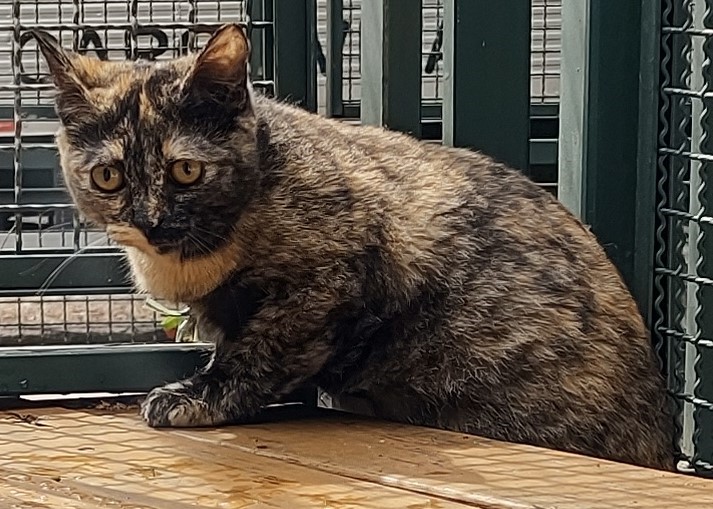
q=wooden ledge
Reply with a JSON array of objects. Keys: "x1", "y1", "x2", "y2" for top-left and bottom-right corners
[{"x1": 1, "y1": 406, "x2": 712, "y2": 508}]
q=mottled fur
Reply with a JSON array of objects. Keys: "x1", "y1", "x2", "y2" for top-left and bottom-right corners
[{"x1": 35, "y1": 25, "x2": 673, "y2": 470}]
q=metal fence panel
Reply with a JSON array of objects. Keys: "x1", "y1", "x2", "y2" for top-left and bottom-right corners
[
  {"x1": 654, "y1": 0, "x2": 713, "y2": 476},
  {"x1": 317, "y1": 0, "x2": 561, "y2": 192}
]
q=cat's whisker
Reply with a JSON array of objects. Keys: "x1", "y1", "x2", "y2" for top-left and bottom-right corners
[
  {"x1": 191, "y1": 225, "x2": 229, "y2": 245},
  {"x1": 36, "y1": 235, "x2": 110, "y2": 296},
  {"x1": 186, "y1": 231, "x2": 213, "y2": 255},
  {"x1": 1, "y1": 219, "x2": 84, "y2": 251},
  {"x1": 0, "y1": 222, "x2": 16, "y2": 251}
]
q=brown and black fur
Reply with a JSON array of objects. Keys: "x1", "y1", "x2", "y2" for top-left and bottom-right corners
[{"x1": 34, "y1": 25, "x2": 674, "y2": 470}]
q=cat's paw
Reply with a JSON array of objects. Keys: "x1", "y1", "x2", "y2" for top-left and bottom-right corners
[{"x1": 140, "y1": 381, "x2": 226, "y2": 428}]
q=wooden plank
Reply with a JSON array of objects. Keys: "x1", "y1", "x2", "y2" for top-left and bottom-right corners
[
  {"x1": 0, "y1": 408, "x2": 476, "y2": 509},
  {"x1": 3, "y1": 407, "x2": 713, "y2": 509},
  {"x1": 171, "y1": 413, "x2": 713, "y2": 509}
]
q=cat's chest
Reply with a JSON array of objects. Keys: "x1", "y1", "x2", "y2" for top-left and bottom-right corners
[
  {"x1": 124, "y1": 243, "x2": 243, "y2": 303},
  {"x1": 193, "y1": 274, "x2": 267, "y2": 341}
]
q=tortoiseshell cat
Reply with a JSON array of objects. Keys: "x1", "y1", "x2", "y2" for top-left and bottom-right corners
[{"x1": 34, "y1": 25, "x2": 673, "y2": 470}]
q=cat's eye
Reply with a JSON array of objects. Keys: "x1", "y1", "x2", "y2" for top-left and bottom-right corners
[
  {"x1": 170, "y1": 160, "x2": 204, "y2": 186},
  {"x1": 90, "y1": 165, "x2": 124, "y2": 192}
]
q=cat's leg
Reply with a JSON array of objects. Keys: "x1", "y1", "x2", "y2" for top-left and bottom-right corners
[{"x1": 140, "y1": 287, "x2": 338, "y2": 427}]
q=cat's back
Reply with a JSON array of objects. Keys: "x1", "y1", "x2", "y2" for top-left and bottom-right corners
[
  {"x1": 260, "y1": 95, "x2": 561, "y2": 212},
  {"x1": 257, "y1": 97, "x2": 621, "y2": 292}
]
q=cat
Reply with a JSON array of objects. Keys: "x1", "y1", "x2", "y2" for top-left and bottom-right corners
[{"x1": 34, "y1": 24, "x2": 674, "y2": 471}]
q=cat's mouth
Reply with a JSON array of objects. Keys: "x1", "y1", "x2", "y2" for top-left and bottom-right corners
[
  {"x1": 106, "y1": 224, "x2": 182, "y2": 255},
  {"x1": 106, "y1": 224, "x2": 218, "y2": 259}
]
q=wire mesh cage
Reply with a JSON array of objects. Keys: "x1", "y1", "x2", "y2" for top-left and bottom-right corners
[
  {"x1": 320, "y1": 0, "x2": 562, "y2": 113},
  {"x1": 654, "y1": 0, "x2": 713, "y2": 476},
  {"x1": 0, "y1": 0, "x2": 272, "y2": 346},
  {"x1": 315, "y1": 0, "x2": 561, "y2": 193}
]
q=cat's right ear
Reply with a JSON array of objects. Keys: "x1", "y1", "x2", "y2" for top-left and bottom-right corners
[{"x1": 31, "y1": 30, "x2": 92, "y2": 125}]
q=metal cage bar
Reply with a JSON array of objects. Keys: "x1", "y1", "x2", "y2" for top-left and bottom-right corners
[
  {"x1": 442, "y1": 0, "x2": 531, "y2": 172},
  {"x1": 273, "y1": 0, "x2": 318, "y2": 111},
  {"x1": 360, "y1": 0, "x2": 422, "y2": 136}
]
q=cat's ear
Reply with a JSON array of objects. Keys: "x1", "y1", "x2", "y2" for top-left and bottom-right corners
[
  {"x1": 185, "y1": 24, "x2": 251, "y2": 111},
  {"x1": 31, "y1": 30, "x2": 93, "y2": 124}
]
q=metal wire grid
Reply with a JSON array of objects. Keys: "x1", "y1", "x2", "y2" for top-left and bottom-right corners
[
  {"x1": 421, "y1": 0, "x2": 443, "y2": 105},
  {"x1": 342, "y1": 0, "x2": 360, "y2": 105},
  {"x1": 334, "y1": 0, "x2": 562, "y2": 108},
  {"x1": 0, "y1": 0, "x2": 265, "y2": 346},
  {"x1": 530, "y1": 0, "x2": 561, "y2": 104},
  {"x1": 655, "y1": 0, "x2": 713, "y2": 474}
]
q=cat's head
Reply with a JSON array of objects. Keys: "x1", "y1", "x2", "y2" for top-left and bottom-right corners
[{"x1": 34, "y1": 24, "x2": 260, "y2": 259}]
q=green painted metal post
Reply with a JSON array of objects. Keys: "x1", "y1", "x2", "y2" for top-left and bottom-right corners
[
  {"x1": 272, "y1": 0, "x2": 317, "y2": 111},
  {"x1": 558, "y1": 0, "x2": 588, "y2": 218},
  {"x1": 442, "y1": 0, "x2": 530, "y2": 172},
  {"x1": 583, "y1": 1, "x2": 644, "y2": 299},
  {"x1": 559, "y1": 0, "x2": 650, "y2": 302},
  {"x1": 633, "y1": 0, "x2": 659, "y2": 330},
  {"x1": 360, "y1": 0, "x2": 422, "y2": 137},
  {"x1": 248, "y1": 0, "x2": 264, "y2": 81},
  {"x1": 326, "y1": 0, "x2": 344, "y2": 117}
]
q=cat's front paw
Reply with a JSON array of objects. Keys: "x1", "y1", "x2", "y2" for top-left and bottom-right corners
[{"x1": 140, "y1": 381, "x2": 227, "y2": 428}]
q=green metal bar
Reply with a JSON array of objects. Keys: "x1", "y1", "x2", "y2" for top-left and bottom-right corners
[
  {"x1": 0, "y1": 147, "x2": 59, "y2": 172},
  {"x1": 272, "y1": 0, "x2": 317, "y2": 111},
  {"x1": 692, "y1": 0, "x2": 713, "y2": 474},
  {"x1": 325, "y1": 0, "x2": 344, "y2": 117},
  {"x1": 442, "y1": 0, "x2": 530, "y2": 172},
  {"x1": 0, "y1": 106, "x2": 56, "y2": 120},
  {"x1": 360, "y1": 0, "x2": 422, "y2": 136},
  {"x1": 0, "y1": 189, "x2": 69, "y2": 205},
  {"x1": 248, "y1": 0, "x2": 266, "y2": 81},
  {"x1": 263, "y1": 0, "x2": 275, "y2": 84},
  {"x1": 0, "y1": 253, "x2": 131, "y2": 295},
  {"x1": 0, "y1": 344, "x2": 212, "y2": 395},
  {"x1": 579, "y1": 0, "x2": 644, "y2": 293},
  {"x1": 635, "y1": 0, "x2": 662, "y2": 334},
  {"x1": 557, "y1": 0, "x2": 589, "y2": 217},
  {"x1": 530, "y1": 140, "x2": 558, "y2": 167}
]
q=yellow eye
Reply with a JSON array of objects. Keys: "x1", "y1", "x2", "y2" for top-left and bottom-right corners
[
  {"x1": 90, "y1": 165, "x2": 124, "y2": 192},
  {"x1": 170, "y1": 160, "x2": 204, "y2": 185}
]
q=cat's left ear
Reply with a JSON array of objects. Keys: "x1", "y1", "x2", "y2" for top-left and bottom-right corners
[{"x1": 186, "y1": 24, "x2": 251, "y2": 111}]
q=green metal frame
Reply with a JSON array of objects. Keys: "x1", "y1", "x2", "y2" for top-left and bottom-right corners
[
  {"x1": 326, "y1": 0, "x2": 344, "y2": 118},
  {"x1": 636, "y1": 0, "x2": 662, "y2": 341},
  {"x1": 0, "y1": 252, "x2": 130, "y2": 297},
  {"x1": 272, "y1": 0, "x2": 318, "y2": 112},
  {"x1": 0, "y1": 344, "x2": 212, "y2": 395},
  {"x1": 559, "y1": 0, "x2": 651, "y2": 304},
  {"x1": 442, "y1": 0, "x2": 531, "y2": 172},
  {"x1": 361, "y1": 0, "x2": 422, "y2": 136},
  {"x1": 581, "y1": 0, "x2": 645, "y2": 296},
  {"x1": 561, "y1": 0, "x2": 713, "y2": 476}
]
